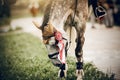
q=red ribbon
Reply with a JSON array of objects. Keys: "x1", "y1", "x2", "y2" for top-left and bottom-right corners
[{"x1": 54, "y1": 31, "x2": 65, "y2": 63}]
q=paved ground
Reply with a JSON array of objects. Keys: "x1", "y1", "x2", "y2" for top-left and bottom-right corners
[
  {"x1": 11, "y1": 17, "x2": 120, "y2": 79},
  {"x1": 84, "y1": 24, "x2": 120, "y2": 79}
]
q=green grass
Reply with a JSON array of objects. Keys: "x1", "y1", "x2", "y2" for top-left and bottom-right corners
[{"x1": 0, "y1": 32, "x2": 112, "y2": 80}]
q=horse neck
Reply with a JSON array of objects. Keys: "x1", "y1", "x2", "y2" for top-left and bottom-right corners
[
  {"x1": 42, "y1": 0, "x2": 74, "y2": 30},
  {"x1": 42, "y1": 0, "x2": 88, "y2": 31}
]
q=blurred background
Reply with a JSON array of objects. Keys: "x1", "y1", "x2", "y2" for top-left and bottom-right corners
[
  {"x1": 0, "y1": 0, "x2": 120, "y2": 80},
  {"x1": 0, "y1": 0, "x2": 120, "y2": 32}
]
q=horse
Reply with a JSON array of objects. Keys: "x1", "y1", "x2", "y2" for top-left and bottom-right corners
[{"x1": 33, "y1": 0, "x2": 105, "y2": 79}]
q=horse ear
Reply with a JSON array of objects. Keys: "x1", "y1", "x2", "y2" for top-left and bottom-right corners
[
  {"x1": 48, "y1": 22, "x2": 57, "y2": 32},
  {"x1": 32, "y1": 21, "x2": 42, "y2": 30}
]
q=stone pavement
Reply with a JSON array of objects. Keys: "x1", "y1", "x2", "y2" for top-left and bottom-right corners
[{"x1": 11, "y1": 17, "x2": 120, "y2": 79}]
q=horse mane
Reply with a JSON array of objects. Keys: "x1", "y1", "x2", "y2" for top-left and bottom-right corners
[
  {"x1": 41, "y1": 0, "x2": 75, "y2": 30},
  {"x1": 41, "y1": 0, "x2": 53, "y2": 28}
]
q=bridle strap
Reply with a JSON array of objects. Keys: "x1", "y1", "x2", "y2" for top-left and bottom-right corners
[{"x1": 43, "y1": 34, "x2": 54, "y2": 40}]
